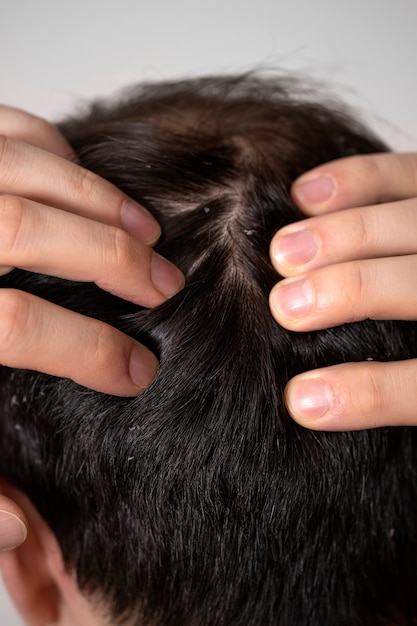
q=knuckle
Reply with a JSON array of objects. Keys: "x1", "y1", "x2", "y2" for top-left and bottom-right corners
[
  {"x1": 0, "y1": 289, "x2": 31, "y2": 354},
  {"x1": 351, "y1": 208, "x2": 370, "y2": 250},
  {"x1": 0, "y1": 134, "x2": 11, "y2": 168},
  {"x1": 341, "y1": 154, "x2": 382, "y2": 195},
  {"x1": 403, "y1": 153, "x2": 417, "y2": 191},
  {"x1": 111, "y1": 227, "x2": 139, "y2": 272},
  {"x1": 344, "y1": 260, "x2": 368, "y2": 318},
  {"x1": 90, "y1": 321, "x2": 119, "y2": 370},
  {"x1": 71, "y1": 165, "x2": 101, "y2": 205},
  {"x1": 362, "y1": 366, "x2": 388, "y2": 416},
  {"x1": 355, "y1": 154, "x2": 382, "y2": 184},
  {"x1": 24, "y1": 112, "x2": 54, "y2": 137},
  {"x1": 0, "y1": 195, "x2": 27, "y2": 255},
  {"x1": 96, "y1": 227, "x2": 151, "y2": 299}
]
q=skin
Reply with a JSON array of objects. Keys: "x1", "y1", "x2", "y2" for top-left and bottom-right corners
[
  {"x1": 269, "y1": 152, "x2": 417, "y2": 431},
  {"x1": 0, "y1": 105, "x2": 185, "y2": 552},
  {"x1": 0, "y1": 109, "x2": 414, "y2": 550},
  {"x1": 0, "y1": 480, "x2": 110, "y2": 625}
]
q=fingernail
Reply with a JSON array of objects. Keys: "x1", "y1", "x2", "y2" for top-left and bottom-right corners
[
  {"x1": 0, "y1": 510, "x2": 27, "y2": 552},
  {"x1": 287, "y1": 378, "x2": 332, "y2": 419},
  {"x1": 294, "y1": 175, "x2": 335, "y2": 206},
  {"x1": 272, "y1": 278, "x2": 314, "y2": 318},
  {"x1": 121, "y1": 201, "x2": 161, "y2": 244},
  {"x1": 129, "y1": 345, "x2": 159, "y2": 390},
  {"x1": 273, "y1": 229, "x2": 318, "y2": 268},
  {"x1": 151, "y1": 253, "x2": 185, "y2": 299}
]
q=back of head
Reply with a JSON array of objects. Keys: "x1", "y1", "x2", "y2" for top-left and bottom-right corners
[{"x1": 1, "y1": 73, "x2": 417, "y2": 626}]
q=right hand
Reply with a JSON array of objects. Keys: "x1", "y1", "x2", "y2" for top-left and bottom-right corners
[
  {"x1": 0, "y1": 105, "x2": 184, "y2": 552},
  {"x1": 0, "y1": 105, "x2": 185, "y2": 552},
  {"x1": 0, "y1": 105, "x2": 184, "y2": 397}
]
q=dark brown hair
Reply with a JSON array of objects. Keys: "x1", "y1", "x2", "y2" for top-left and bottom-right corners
[{"x1": 1, "y1": 74, "x2": 417, "y2": 625}]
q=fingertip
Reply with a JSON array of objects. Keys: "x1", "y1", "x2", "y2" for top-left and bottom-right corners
[
  {"x1": 284, "y1": 376, "x2": 333, "y2": 430},
  {"x1": 129, "y1": 344, "x2": 159, "y2": 393},
  {"x1": 291, "y1": 174, "x2": 336, "y2": 213},
  {"x1": 284, "y1": 363, "x2": 398, "y2": 432},
  {"x1": 269, "y1": 277, "x2": 315, "y2": 327},
  {"x1": 0, "y1": 106, "x2": 74, "y2": 158},
  {"x1": 151, "y1": 252, "x2": 185, "y2": 300},
  {"x1": 270, "y1": 228, "x2": 319, "y2": 273},
  {"x1": 121, "y1": 200, "x2": 162, "y2": 245},
  {"x1": 0, "y1": 510, "x2": 28, "y2": 552}
]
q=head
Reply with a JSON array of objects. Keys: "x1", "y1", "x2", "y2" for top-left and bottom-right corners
[{"x1": 1, "y1": 73, "x2": 417, "y2": 626}]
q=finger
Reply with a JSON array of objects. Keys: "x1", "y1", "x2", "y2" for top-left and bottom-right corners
[
  {"x1": 291, "y1": 153, "x2": 417, "y2": 215},
  {"x1": 0, "y1": 136, "x2": 161, "y2": 244},
  {"x1": 0, "y1": 105, "x2": 73, "y2": 158},
  {"x1": 0, "y1": 497, "x2": 28, "y2": 552},
  {"x1": 284, "y1": 360, "x2": 417, "y2": 430},
  {"x1": 0, "y1": 196, "x2": 184, "y2": 306},
  {"x1": 270, "y1": 198, "x2": 417, "y2": 277},
  {"x1": 269, "y1": 255, "x2": 417, "y2": 332},
  {"x1": 0, "y1": 289, "x2": 159, "y2": 396}
]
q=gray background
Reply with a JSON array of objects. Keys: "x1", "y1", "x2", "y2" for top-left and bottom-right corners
[{"x1": 0, "y1": 0, "x2": 416, "y2": 623}]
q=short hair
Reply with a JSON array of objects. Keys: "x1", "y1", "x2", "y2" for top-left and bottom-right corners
[{"x1": 1, "y1": 74, "x2": 417, "y2": 626}]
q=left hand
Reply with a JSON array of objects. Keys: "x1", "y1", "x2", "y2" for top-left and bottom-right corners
[{"x1": 269, "y1": 153, "x2": 417, "y2": 430}]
